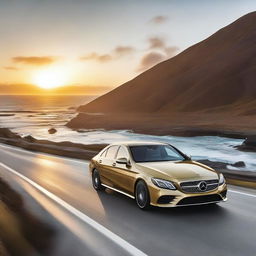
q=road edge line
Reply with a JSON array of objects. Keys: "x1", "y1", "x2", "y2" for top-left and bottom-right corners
[
  {"x1": 229, "y1": 189, "x2": 256, "y2": 198},
  {"x1": 0, "y1": 162, "x2": 147, "y2": 256}
]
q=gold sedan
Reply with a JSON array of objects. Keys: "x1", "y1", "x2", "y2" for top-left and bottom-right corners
[{"x1": 90, "y1": 141, "x2": 227, "y2": 209}]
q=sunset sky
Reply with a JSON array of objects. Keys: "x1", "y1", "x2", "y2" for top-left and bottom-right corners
[{"x1": 1, "y1": 0, "x2": 256, "y2": 94}]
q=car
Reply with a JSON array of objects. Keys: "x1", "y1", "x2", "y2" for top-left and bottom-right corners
[{"x1": 89, "y1": 141, "x2": 227, "y2": 209}]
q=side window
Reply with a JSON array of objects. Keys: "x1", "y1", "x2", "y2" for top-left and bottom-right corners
[
  {"x1": 116, "y1": 146, "x2": 129, "y2": 159},
  {"x1": 100, "y1": 149, "x2": 107, "y2": 158},
  {"x1": 105, "y1": 146, "x2": 119, "y2": 159}
]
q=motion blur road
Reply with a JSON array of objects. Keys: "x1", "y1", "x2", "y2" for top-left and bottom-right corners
[{"x1": 0, "y1": 143, "x2": 256, "y2": 256}]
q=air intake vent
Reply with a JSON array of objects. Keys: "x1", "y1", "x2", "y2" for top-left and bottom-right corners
[
  {"x1": 177, "y1": 194, "x2": 222, "y2": 205},
  {"x1": 157, "y1": 195, "x2": 175, "y2": 204}
]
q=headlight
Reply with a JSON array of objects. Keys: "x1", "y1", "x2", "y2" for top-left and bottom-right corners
[
  {"x1": 151, "y1": 178, "x2": 176, "y2": 190},
  {"x1": 219, "y1": 173, "x2": 225, "y2": 185}
]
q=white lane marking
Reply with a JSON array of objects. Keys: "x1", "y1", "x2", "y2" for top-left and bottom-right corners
[
  {"x1": 0, "y1": 162, "x2": 147, "y2": 256},
  {"x1": 229, "y1": 189, "x2": 256, "y2": 198},
  {"x1": 0, "y1": 143, "x2": 87, "y2": 165}
]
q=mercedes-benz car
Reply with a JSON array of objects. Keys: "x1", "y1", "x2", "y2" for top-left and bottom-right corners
[{"x1": 90, "y1": 141, "x2": 227, "y2": 209}]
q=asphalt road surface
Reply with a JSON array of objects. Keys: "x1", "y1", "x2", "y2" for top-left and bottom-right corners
[{"x1": 0, "y1": 143, "x2": 256, "y2": 256}]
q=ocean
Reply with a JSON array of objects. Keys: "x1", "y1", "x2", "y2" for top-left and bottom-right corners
[{"x1": 0, "y1": 95, "x2": 255, "y2": 171}]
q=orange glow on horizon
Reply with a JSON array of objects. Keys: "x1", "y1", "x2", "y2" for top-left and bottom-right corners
[{"x1": 32, "y1": 66, "x2": 71, "y2": 89}]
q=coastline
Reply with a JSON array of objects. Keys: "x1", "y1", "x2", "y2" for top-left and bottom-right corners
[
  {"x1": 0, "y1": 128, "x2": 106, "y2": 160},
  {"x1": 67, "y1": 113, "x2": 256, "y2": 139},
  {"x1": 0, "y1": 128, "x2": 256, "y2": 189}
]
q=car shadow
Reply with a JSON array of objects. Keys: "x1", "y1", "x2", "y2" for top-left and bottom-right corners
[
  {"x1": 92, "y1": 187, "x2": 242, "y2": 256},
  {"x1": 96, "y1": 188, "x2": 228, "y2": 219}
]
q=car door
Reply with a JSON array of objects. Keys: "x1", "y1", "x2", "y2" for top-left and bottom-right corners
[
  {"x1": 95, "y1": 148, "x2": 109, "y2": 185},
  {"x1": 99, "y1": 145, "x2": 119, "y2": 187},
  {"x1": 111, "y1": 146, "x2": 138, "y2": 196}
]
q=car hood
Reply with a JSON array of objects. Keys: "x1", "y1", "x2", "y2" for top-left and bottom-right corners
[{"x1": 136, "y1": 160, "x2": 218, "y2": 182}]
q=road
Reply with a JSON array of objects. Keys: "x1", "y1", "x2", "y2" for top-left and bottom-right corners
[{"x1": 0, "y1": 143, "x2": 256, "y2": 256}]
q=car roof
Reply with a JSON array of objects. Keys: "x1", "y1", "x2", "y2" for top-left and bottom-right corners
[{"x1": 109, "y1": 141, "x2": 169, "y2": 147}]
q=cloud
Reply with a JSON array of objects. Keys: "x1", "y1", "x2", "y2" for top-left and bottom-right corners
[
  {"x1": 147, "y1": 36, "x2": 179, "y2": 54},
  {"x1": 80, "y1": 45, "x2": 135, "y2": 63},
  {"x1": 12, "y1": 56, "x2": 56, "y2": 66},
  {"x1": 164, "y1": 46, "x2": 179, "y2": 57},
  {"x1": 3, "y1": 66, "x2": 19, "y2": 71},
  {"x1": 150, "y1": 15, "x2": 168, "y2": 24},
  {"x1": 137, "y1": 38, "x2": 179, "y2": 72},
  {"x1": 148, "y1": 36, "x2": 179, "y2": 57},
  {"x1": 137, "y1": 52, "x2": 165, "y2": 72},
  {"x1": 80, "y1": 52, "x2": 112, "y2": 62},
  {"x1": 114, "y1": 46, "x2": 135, "y2": 56},
  {"x1": 148, "y1": 36, "x2": 166, "y2": 49}
]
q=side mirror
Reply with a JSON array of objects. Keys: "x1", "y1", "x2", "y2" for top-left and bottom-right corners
[{"x1": 116, "y1": 157, "x2": 131, "y2": 166}]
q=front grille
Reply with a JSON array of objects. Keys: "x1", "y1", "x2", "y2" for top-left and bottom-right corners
[
  {"x1": 157, "y1": 195, "x2": 175, "y2": 204},
  {"x1": 180, "y1": 179, "x2": 219, "y2": 193},
  {"x1": 177, "y1": 194, "x2": 223, "y2": 206}
]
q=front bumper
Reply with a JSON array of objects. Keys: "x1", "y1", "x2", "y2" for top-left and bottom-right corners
[{"x1": 148, "y1": 182, "x2": 227, "y2": 207}]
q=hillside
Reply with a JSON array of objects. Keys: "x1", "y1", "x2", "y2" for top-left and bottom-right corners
[{"x1": 68, "y1": 12, "x2": 256, "y2": 137}]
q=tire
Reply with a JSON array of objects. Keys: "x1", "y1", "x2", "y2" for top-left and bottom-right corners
[
  {"x1": 135, "y1": 180, "x2": 150, "y2": 210},
  {"x1": 92, "y1": 169, "x2": 105, "y2": 191}
]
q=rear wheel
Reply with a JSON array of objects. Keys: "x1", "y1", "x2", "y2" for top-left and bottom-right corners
[
  {"x1": 135, "y1": 180, "x2": 150, "y2": 210},
  {"x1": 92, "y1": 169, "x2": 105, "y2": 191}
]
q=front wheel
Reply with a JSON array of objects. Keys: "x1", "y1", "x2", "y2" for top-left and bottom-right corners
[
  {"x1": 135, "y1": 180, "x2": 150, "y2": 210},
  {"x1": 92, "y1": 169, "x2": 105, "y2": 191}
]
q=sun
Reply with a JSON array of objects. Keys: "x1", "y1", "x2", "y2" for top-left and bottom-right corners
[{"x1": 32, "y1": 67, "x2": 69, "y2": 89}]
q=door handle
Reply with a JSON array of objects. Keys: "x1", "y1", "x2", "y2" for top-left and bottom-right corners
[{"x1": 112, "y1": 162, "x2": 116, "y2": 167}]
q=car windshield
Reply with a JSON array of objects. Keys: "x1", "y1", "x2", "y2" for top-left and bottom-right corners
[{"x1": 129, "y1": 145, "x2": 185, "y2": 163}]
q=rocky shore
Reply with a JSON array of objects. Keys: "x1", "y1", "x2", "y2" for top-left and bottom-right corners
[
  {"x1": 0, "y1": 128, "x2": 106, "y2": 160},
  {"x1": 67, "y1": 113, "x2": 256, "y2": 140},
  {"x1": 235, "y1": 136, "x2": 256, "y2": 152}
]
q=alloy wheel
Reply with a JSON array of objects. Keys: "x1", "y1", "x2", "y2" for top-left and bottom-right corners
[{"x1": 135, "y1": 180, "x2": 150, "y2": 210}]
